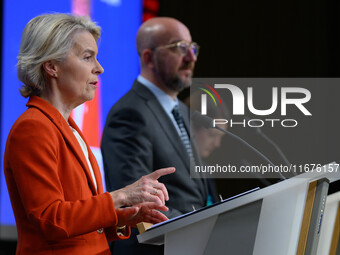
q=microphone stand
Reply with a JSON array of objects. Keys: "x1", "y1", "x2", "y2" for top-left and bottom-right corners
[
  {"x1": 214, "y1": 125, "x2": 286, "y2": 180},
  {"x1": 192, "y1": 111, "x2": 286, "y2": 180},
  {"x1": 245, "y1": 117, "x2": 292, "y2": 168}
]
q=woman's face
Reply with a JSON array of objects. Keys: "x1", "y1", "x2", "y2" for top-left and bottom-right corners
[{"x1": 55, "y1": 31, "x2": 104, "y2": 107}]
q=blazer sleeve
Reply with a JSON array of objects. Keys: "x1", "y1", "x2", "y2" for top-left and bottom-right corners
[{"x1": 6, "y1": 118, "x2": 118, "y2": 241}]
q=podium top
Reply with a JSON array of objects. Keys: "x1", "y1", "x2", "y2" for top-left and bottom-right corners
[
  {"x1": 150, "y1": 187, "x2": 260, "y2": 231},
  {"x1": 138, "y1": 162, "x2": 339, "y2": 245}
]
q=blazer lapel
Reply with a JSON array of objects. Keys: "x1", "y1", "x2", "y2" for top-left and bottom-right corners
[
  {"x1": 69, "y1": 119, "x2": 103, "y2": 194},
  {"x1": 68, "y1": 119, "x2": 100, "y2": 195},
  {"x1": 132, "y1": 82, "x2": 190, "y2": 170},
  {"x1": 132, "y1": 82, "x2": 208, "y2": 201},
  {"x1": 27, "y1": 96, "x2": 98, "y2": 195}
]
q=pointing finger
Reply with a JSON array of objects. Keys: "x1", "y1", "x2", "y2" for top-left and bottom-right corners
[{"x1": 149, "y1": 167, "x2": 175, "y2": 180}]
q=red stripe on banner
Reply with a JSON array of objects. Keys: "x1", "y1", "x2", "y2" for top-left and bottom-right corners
[
  {"x1": 143, "y1": 0, "x2": 160, "y2": 21},
  {"x1": 71, "y1": 0, "x2": 102, "y2": 147},
  {"x1": 82, "y1": 79, "x2": 102, "y2": 147},
  {"x1": 72, "y1": 0, "x2": 91, "y2": 16}
]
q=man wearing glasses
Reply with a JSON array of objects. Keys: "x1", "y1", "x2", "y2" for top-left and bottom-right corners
[{"x1": 101, "y1": 17, "x2": 207, "y2": 255}]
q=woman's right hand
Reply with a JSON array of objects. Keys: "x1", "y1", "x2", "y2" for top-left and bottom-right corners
[
  {"x1": 116, "y1": 202, "x2": 169, "y2": 227},
  {"x1": 110, "y1": 167, "x2": 175, "y2": 209}
]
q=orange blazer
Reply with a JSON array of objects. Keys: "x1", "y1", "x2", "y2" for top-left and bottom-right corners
[{"x1": 4, "y1": 96, "x2": 130, "y2": 254}]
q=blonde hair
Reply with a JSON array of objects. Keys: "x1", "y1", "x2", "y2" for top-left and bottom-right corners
[{"x1": 17, "y1": 13, "x2": 101, "y2": 98}]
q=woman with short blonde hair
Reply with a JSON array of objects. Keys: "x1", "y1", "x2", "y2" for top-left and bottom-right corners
[{"x1": 5, "y1": 13, "x2": 174, "y2": 254}]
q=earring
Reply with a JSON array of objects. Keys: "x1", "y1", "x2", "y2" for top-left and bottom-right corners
[{"x1": 53, "y1": 73, "x2": 57, "y2": 77}]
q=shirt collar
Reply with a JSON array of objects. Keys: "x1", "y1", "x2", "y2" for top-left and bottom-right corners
[{"x1": 137, "y1": 75, "x2": 178, "y2": 114}]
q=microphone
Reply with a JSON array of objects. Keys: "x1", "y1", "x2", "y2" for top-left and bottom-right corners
[
  {"x1": 244, "y1": 116, "x2": 291, "y2": 168},
  {"x1": 192, "y1": 111, "x2": 286, "y2": 180}
]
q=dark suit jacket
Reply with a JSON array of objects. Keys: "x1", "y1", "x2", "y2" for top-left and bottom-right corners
[
  {"x1": 101, "y1": 80, "x2": 208, "y2": 254},
  {"x1": 4, "y1": 96, "x2": 129, "y2": 255}
]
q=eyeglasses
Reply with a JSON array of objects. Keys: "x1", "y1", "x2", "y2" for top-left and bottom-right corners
[{"x1": 155, "y1": 41, "x2": 200, "y2": 57}]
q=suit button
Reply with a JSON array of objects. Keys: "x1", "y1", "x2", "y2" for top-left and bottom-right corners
[{"x1": 97, "y1": 228, "x2": 104, "y2": 234}]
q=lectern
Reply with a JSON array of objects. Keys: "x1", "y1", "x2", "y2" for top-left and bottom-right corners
[
  {"x1": 317, "y1": 190, "x2": 340, "y2": 254},
  {"x1": 138, "y1": 163, "x2": 340, "y2": 255}
]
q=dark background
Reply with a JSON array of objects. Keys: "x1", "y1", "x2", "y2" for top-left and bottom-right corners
[
  {"x1": 158, "y1": 0, "x2": 340, "y2": 197},
  {"x1": 160, "y1": 0, "x2": 340, "y2": 77},
  {"x1": 1, "y1": 0, "x2": 340, "y2": 253}
]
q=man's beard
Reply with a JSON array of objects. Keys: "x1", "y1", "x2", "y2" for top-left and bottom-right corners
[
  {"x1": 154, "y1": 53, "x2": 195, "y2": 92},
  {"x1": 165, "y1": 74, "x2": 191, "y2": 92},
  {"x1": 159, "y1": 63, "x2": 194, "y2": 92}
]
